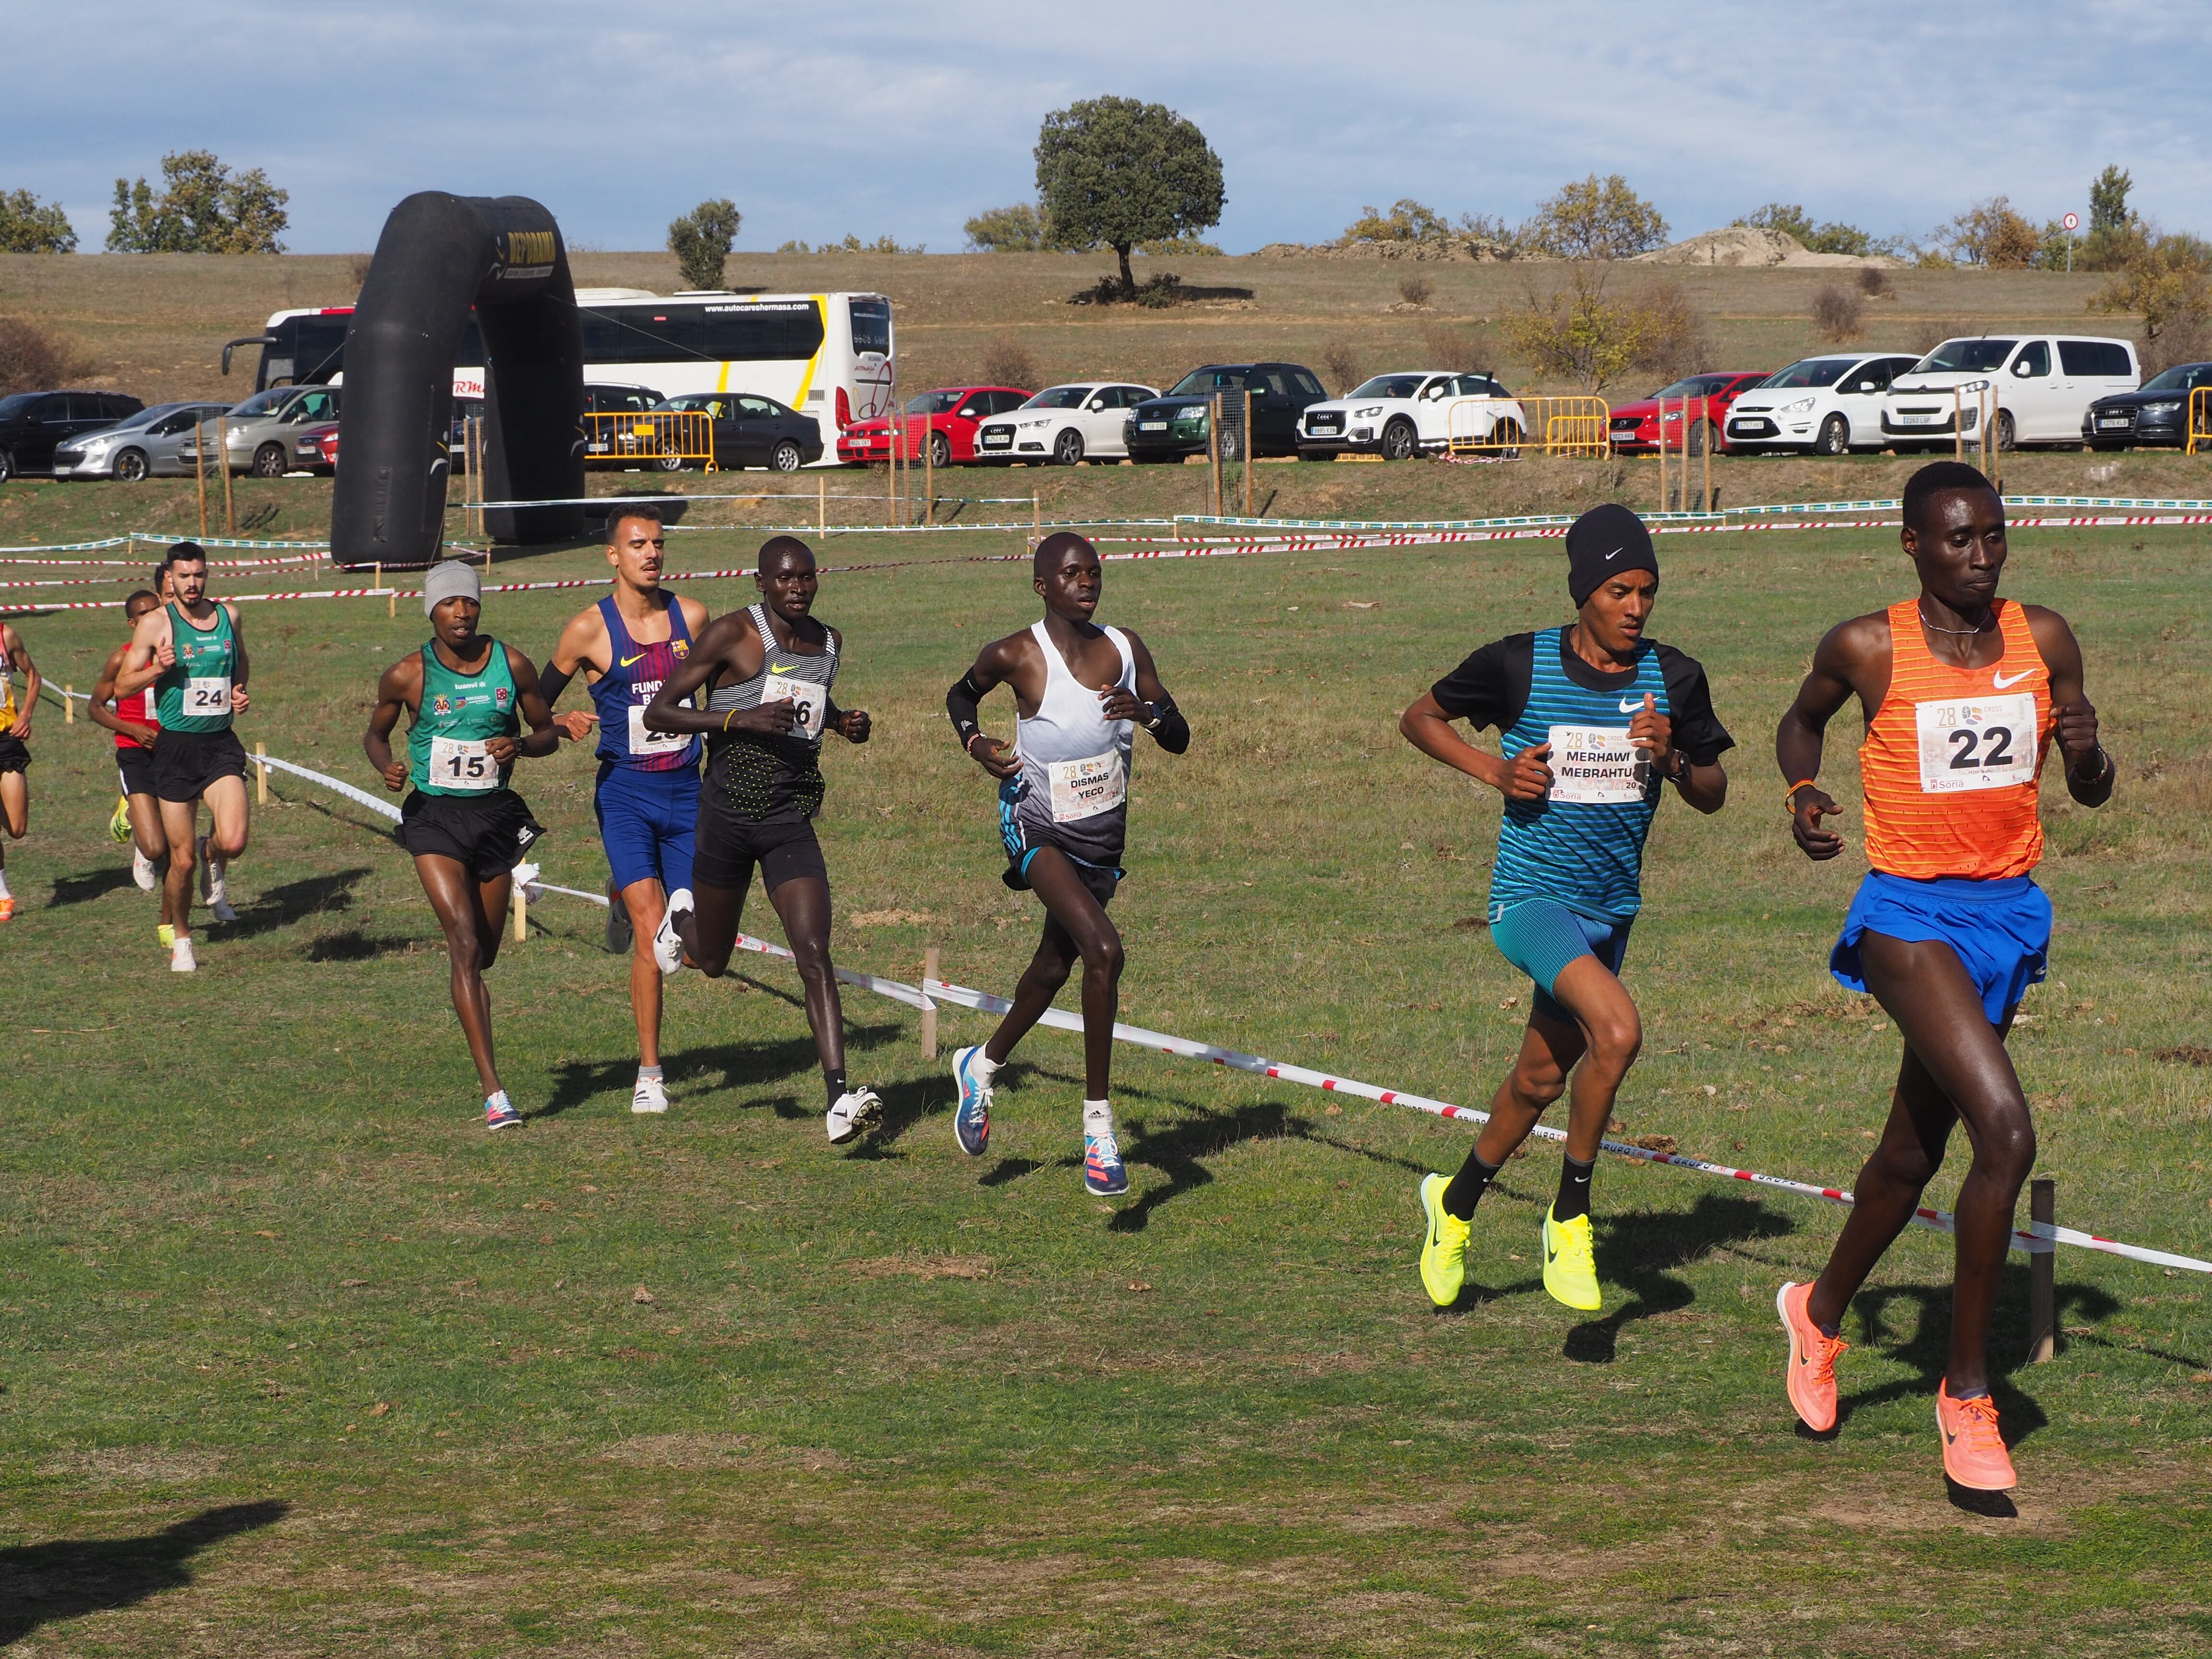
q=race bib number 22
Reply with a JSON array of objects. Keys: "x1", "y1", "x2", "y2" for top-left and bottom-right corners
[{"x1": 1913, "y1": 693, "x2": 2036, "y2": 793}]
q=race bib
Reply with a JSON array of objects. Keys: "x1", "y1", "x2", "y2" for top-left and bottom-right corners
[
  {"x1": 759, "y1": 674, "x2": 827, "y2": 740},
  {"x1": 1545, "y1": 724, "x2": 1647, "y2": 804},
  {"x1": 1046, "y1": 752, "x2": 1127, "y2": 823},
  {"x1": 429, "y1": 735, "x2": 500, "y2": 791},
  {"x1": 182, "y1": 676, "x2": 231, "y2": 717},
  {"x1": 626, "y1": 704, "x2": 692, "y2": 756},
  {"x1": 1913, "y1": 693, "x2": 2036, "y2": 793}
]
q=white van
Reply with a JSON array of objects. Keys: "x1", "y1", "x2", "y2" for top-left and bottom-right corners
[{"x1": 1880, "y1": 336, "x2": 2138, "y2": 451}]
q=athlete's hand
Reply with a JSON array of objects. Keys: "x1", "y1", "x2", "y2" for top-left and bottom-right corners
[
  {"x1": 1790, "y1": 787, "x2": 1846, "y2": 861},
  {"x1": 726, "y1": 700, "x2": 802, "y2": 736},
  {"x1": 835, "y1": 709, "x2": 871, "y2": 744},
  {"x1": 229, "y1": 687, "x2": 250, "y2": 713},
  {"x1": 553, "y1": 710, "x2": 597, "y2": 743},
  {"x1": 1503, "y1": 742, "x2": 1554, "y2": 802},
  {"x1": 154, "y1": 639, "x2": 177, "y2": 671},
  {"x1": 1098, "y1": 686, "x2": 1146, "y2": 724},
  {"x1": 484, "y1": 735, "x2": 520, "y2": 766},
  {"x1": 8, "y1": 712, "x2": 31, "y2": 740},
  {"x1": 379, "y1": 757, "x2": 408, "y2": 792},
  {"x1": 2054, "y1": 698, "x2": 2102, "y2": 776},
  {"x1": 1628, "y1": 693, "x2": 1673, "y2": 774},
  {"x1": 123, "y1": 722, "x2": 159, "y2": 746},
  {"x1": 966, "y1": 733, "x2": 1021, "y2": 781}
]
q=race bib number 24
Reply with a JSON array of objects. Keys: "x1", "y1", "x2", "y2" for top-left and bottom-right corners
[{"x1": 183, "y1": 676, "x2": 231, "y2": 716}]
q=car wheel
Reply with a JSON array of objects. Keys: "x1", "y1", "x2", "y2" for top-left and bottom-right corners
[
  {"x1": 114, "y1": 449, "x2": 150, "y2": 482},
  {"x1": 770, "y1": 440, "x2": 803, "y2": 472},
  {"x1": 1813, "y1": 414, "x2": 1850, "y2": 457},
  {"x1": 1995, "y1": 410, "x2": 2017, "y2": 452},
  {"x1": 1053, "y1": 429, "x2": 1085, "y2": 467},
  {"x1": 252, "y1": 442, "x2": 286, "y2": 478},
  {"x1": 1381, "y1": 418, "x2": 1418, "y2": 461},
  {"x1": 1493, "y1": 419, "x2": 1524, "y2": 458},
  {"x1": 928, "y1": 431, "x2": 951, "y2": 469},
  {"x1": 653, "y1": 448, "x2": 687, "y2": 472},
  {"x1": 0, "y1": 450, "x2": 12, "y2": 482}
]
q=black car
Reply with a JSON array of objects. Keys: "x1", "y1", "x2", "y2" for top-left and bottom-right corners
[
  {"x1": 1124, "y1": 363, "x2": 1330, "y2": 462},
  {"x1": 657, "y1": 393, "x2": 824, "y2": 472},
  {"x1": 2083, "y1": 361, "x2": 2212, "y2": 450},
  {"x1": 0, "y1": 389, "x2": 145, "y2": 481}
]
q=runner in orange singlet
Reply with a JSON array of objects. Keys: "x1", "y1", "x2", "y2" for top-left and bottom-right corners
[{"x1": 1770, "y1": 462, "x2": 2113, "y2": 1492}]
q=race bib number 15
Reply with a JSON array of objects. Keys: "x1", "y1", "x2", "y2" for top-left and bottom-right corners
[
  {"x1": 1913, "y1": 693, "x2": 2036, "y2": 793},
  {"x1": 429, "y1": 735, "x2": 499, "y2": 791}
]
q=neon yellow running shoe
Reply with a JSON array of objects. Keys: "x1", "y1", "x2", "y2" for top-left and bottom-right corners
[
  {"x1": 1417, "y1": 1173, "x2": 1471, "y2": 1307},
  {"x1": 1541, "y1": 1204, "x2": 1601, "y2": 1312},
  {"x1": 157, "y1": 923, "x2": 176, "y2": 950},
  {"x1": 108, "y1": 794, "x2": 133, "y2": 844}
]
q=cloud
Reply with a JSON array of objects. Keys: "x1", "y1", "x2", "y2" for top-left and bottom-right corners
[{"x1": 7, "y1": 1, "x2": 2211, "y2": 252}]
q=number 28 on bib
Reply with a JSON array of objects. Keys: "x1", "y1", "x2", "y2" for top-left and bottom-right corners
[{"x1": 1914, "y1": 693, "x2": 2036, "y2": 793}]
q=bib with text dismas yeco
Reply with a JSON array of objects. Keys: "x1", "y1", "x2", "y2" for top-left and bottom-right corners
[
  {"x1": 154, "y1": 601, "x2": 238, "y2": 733},
  {"x1": 1046, "y1": 751, "x2": 1129, "y2": 823},
  {"x1": 1545, "y1": 724, "x2": 1646, "y2": 804},
  {"x1": 1913, "y1": 691, "x2": 2038, "y2": 793},
  {"x1": 758, "y1": 673, "x2": 828, "y2": 740}
]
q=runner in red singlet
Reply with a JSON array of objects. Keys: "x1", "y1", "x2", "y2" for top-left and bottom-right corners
[{"x1": 92, "y1": 589, "x2": 171, "y2": 918}]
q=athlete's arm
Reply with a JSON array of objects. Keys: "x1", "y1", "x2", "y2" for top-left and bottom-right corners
[
  {"x1": 1, "y1": 626, "x2": 36, "y2": 738},
  {"x1": 1102, "y1": 630, "x2": 1190, "y2": 755},
  {"x1": 363, "y1": 654, "x2": 423, "y2": 792},
  {"x1": 225, "y1": 602, "x2": 250, "y2": 713},
  {"x1": 112, "y1": 607, "x2": 171, "y2": 700},
  {"x1": 498, "y1": 646, "x2": 562, "y2": 763},
  {"x1": 2026, "y1": 606, "x2": 2114, "y2": 807},
  {"x1": 640, "y1": 609, "x2": 795, "y2": 737},
  {"x1": 1777, "y1": 615, "x2": 1884, "y2": 861},
  {"x1": 540, "y1": 606, "x2": 608, "y2": 742},
  {"x1": 947, "y1": 634, "x2": 1033, "y2": 781},
  {"x1": 89, "y1": 643, "x2": 157, "y2": 745},
  {"x1": 1398, "y1": 691, "x2": 1550, "y2": 800}
]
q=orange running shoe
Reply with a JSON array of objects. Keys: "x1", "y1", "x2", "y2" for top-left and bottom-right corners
[
  {"x1": 0, "y1": 896, "x2": 15, "y2": 923},
  {"x1": 1776, "y1": 1281, "x2": 1846, "y2": 1432},
  {"x1": 1936, "y1": 1381, "x2": 2017, "y2": 1490}
]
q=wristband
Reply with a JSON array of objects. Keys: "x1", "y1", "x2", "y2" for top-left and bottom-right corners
[
  {"x1": 1783, "y1": 777, "x2": 1819, "y2": 811},
  {"x1": 723, "y1": 709, "x2": 735, "y2": 732}
]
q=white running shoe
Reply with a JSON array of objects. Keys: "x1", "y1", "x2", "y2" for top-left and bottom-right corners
[
  {"x1": 170, "y1": 936, "x2": 198, "y2": 973},
  {"x1": 632, "y1": 1074, "x2": 669, "y2": 1115},
  {"x1": 825, "y1": 1087, "x2": 883, "y2": 1146},
  {"x1": 199, "y1": 838, "x2": 237, "y2": 922},
  {"x1": 132, "y1": 846, "x2": 157, "y2": 891},
  {"x1": 654, "y1": 889, "x2": 691, "y2": 977}
]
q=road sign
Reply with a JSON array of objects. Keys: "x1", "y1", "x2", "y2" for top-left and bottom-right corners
[{"x1": 2063, "y1": 212, "x2": 2080, "y2": 231}]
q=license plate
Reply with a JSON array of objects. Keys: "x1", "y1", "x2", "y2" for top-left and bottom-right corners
[
  {"x1": 1138, "y1": 421, "x2": 1167, "y2": 431},
  {"x1": 982, "y1": 433, "x2": 1010, "y2": 446},
  {"x1": 1900, "y1": 415, "x2": 1934, "y2": 425},
  {"x1": 2097, "y1": 418, "x2": 2128, "y2": 428}
]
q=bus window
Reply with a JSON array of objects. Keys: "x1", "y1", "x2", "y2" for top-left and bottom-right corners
[
  {"x1": 699, "y1": 301, "x2": 825, "y2": 363},
  {"x1": 848, "y1": 297, "x2": 891, "y2": 356}
]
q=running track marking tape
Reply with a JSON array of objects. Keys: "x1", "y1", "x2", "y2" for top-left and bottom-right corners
[{"x1": 151, "y1": 745, "x2": 2212, "y2": 1274}]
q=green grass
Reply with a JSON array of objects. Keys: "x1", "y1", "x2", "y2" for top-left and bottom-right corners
[{"x1": 3, "y1": 482, "x2": 2211, "y2": 1655}]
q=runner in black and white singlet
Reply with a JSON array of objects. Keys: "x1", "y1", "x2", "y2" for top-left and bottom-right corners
[
  {"x1": 0, "y1": 614, "x2": 42, "y2": 926},
  {"x1": 944, "y1": 532, "x2": 1191, "y2": 1197},
  {"x1": 643, "y1": 537, "x2": 883, "y2": 1147}
]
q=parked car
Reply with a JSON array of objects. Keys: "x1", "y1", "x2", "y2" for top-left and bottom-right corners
[
  {"x1": 290, "y1": 421, "x2": 341, "y2": 474},
  {"x1": 837, "y1": 386, "x2": 1031, "y2": 468},
  {"x1": 579, "y1": 384, "x2": 670, "y2": 467},
  {"x1": 51, "y1": 401, "x2": 235, "y2": 481},
  {"x1": 0, "y1": 390, "x2": 145, "y2": 481},
  {"x1": 657, "y1": 393, "x2": 824, "y2": 472},
  {"x1": 1881, "y1": 335, "x2": 2139, "y2": 451},
  {"x1": 1125, "y1": 363, "x2": 1331, "y2": 462},
  {"x1": 1723, "y1": 353, "x2": 1923, "y2": 455},
  {"x1": 177, "y1": 383, "x2": 341, "y2": 476},
  {"x1": 974, "y1": 383, "x2": 1162, "y2": 466},
  {"x1": 2083, "y1": 361, "x2": 2212, "y2": 450},
  {"x1": 1297, "y1": 371, "x2": 1524, "y2": 461},
  {"x1": 1607, "y1": 373, "x2": 1766, "y2": 456}
]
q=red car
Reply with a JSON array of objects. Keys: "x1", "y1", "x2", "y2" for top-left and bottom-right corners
[
  {"x1": 1608, "y1": 372, "x2": 1767, "y2": 456},
  {"x1": 837, "y1": 385, "x2": 1032, "y2": 468},
  {"x1": 290, "y1": 420, "x2": 340, "y2": 474}
]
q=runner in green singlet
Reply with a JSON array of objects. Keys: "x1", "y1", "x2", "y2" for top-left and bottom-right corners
[{"x1": 364, "y1": 561, "x2": 560, "y2": 1129}]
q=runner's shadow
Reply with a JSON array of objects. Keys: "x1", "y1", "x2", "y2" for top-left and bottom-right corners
[
  {"x1": 0, "y1": 1499, "x2": 287, "y2": 1646},
  {"x1": 535, "y1": 1023, "x2": 904, "y2": 1121},
  {"x1": 1107, "y1": 1097, "x2": 1310, "y2": 1233},
  {"x1": 1561, "y1": 1194, "x2": 1795, "y2": 1364},
  {"x1": 215, "y1": 867, "x2": 372, "y2": 941},
  {"x1": 844, "y1": 1075, "x2": 943, "y2": 1160},
  {"x1": 46, "y1": 865, "x2": 137, "y2": 908},
  {"x1": 302, "y1": 929, "x2": 419, "y2": 962}
]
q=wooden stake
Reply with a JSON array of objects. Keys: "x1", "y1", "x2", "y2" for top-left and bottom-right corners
[
  {"x1": 255, "y1": 740, "x2": 268, "y2": 804},
  {"x1": 921, "y1": 945, "x2": 940, "y2": 1059},
  {"x1": 195, "y1": 421, "x2": 209, "y2": 538},
  {"x1": 1209, "y1": 393, "x2": 1223, "y2": 516},
  {"x1": 1031, "y1": 491, "x2": 1040, "y2": 540},
  {"x1": 1954, "y1": 387, "x2": 1965, "y2": 463},
  {"x1": 64, "y1": 683, "x2": 73, "y2": 724},
  {"x1": 923, "y1": 417, "x2": 933, "y2": 524},
  {"x1": 817, "y1": 474, "x2": 826, "y2": 539},
  {"x1": 2028, "y1": 1176, "x2": 2056, "y2": 1363},
  {"x1": 1701, "y1": 394, "x2": 1713, "y2": 513},
  {"x1": 1656, "y1": 397, "x2": 1668, "y2": 514},
  {"x1": 513, "y1": 883, "x2": 528, "y2": 943},
  {"x1": 1243, "y1": 389, "x2": 1254, "y2": 516},
  {"x1": 218, "y1": 417, "x2": 236, "y2": 534}
]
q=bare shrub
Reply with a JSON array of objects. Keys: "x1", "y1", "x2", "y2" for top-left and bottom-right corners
[
  {"x1": 0, "y1": 315, "x2": 94, "y2": 396},
  {"x1": 2140, "y1": 314, "x2": 2212, "y2": 377},
  {"x1": 1857, "y1": 265, "x2": 1894, "y2": 298},
  {"x1": 1321, "y1": 339, "x2": 1362, "y2": 393},
  {"x1": 1625, "y1": 283, "x2": 1710, "y2": 381},
  {"x1": 1397, "y1": 273, "x2": 1434, "y2": 308},
  {"x1": 979, "y1": 338, "x2": 1038, "y2": 390},
  {"x1": 1811, "y1": 283, "x2": 1866, "y2": 343},
  {"x1": 1910, "y1": 316, "x2": 1975, "y2": 354},
  {"x1": 1417, "y1": 317, "x2": 1491, "y2": 373}
]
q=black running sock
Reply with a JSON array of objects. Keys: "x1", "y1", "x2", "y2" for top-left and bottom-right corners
[
  {"x1": 1442, "y1": 1150, "x2": 1501, "y2": 1221},
  {"x1": 1553, "y1": 1154, "x2": 1596, "y2": 1224},
  {"x1": 824, "y1": 1069, "x2": 847, "y2": 1107}
]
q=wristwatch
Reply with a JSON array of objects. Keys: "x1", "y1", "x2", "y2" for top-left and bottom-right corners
[{"x1": 1142, "y1": 703, "x2": 1163, "y2": 732}]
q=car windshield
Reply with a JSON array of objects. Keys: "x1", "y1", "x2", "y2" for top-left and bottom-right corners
[
  {"x1": 1022, "y1": 387, "x2": 1093, "y2": 409},
  {"x1": 904, "y1": 391, "x2": 964, "y2": 415},
  {"x1": 1655, "y1": 375, "x2": 1734, "y2": 398},
  {"x1": 2140, "y1": 365, "x2": 2202, "y2": 392},
  {"x1": 1913, "y1": 339, "x2": 2017, "y2": 374},
  {"x1": 1749, "y1": 360, "x2": 1854, "y2": 392},
  {"x1": 1168, "y1": 369, "x2": 1248, "y2": 396},
  {"x1": 1349, "y1": 374, "x2": 1428, "y2": 400},
  {"x1": 229, "y1": 387, "x2": 299, "y2": 417},
  {"x1": 0, "y1": 394, "x2": 40, "y2": 420},
  {"x1": 101, "y1": 405, "x2": 169, "y2": 431}
]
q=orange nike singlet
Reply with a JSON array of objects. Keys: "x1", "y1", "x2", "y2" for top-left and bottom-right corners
[{"x1": 1860, "y1": 597, "x2": 2052, "y2": 880}]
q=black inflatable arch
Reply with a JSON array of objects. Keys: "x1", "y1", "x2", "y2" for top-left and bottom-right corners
[{"x1": 331, "y1": 192, "x2": 584, "y2": 569}]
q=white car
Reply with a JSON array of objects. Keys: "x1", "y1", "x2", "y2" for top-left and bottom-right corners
[
  {"x1": 974, "y1": 382, "x2": 1160, "y2": 465},
  {"x1": 1297, "y1": 372, "x2": 1526, "y2": 461},
  {"x1": 1723, "y1": 353, "x2": 1922, "y2": 456},
  {"x1": 1880, "y1": 335, "x2": 2139, "y2": 452}
]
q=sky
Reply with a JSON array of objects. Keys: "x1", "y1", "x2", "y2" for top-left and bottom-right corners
[{"x1": 9, "y1": 2, "x2": 2211, "y2": 256}]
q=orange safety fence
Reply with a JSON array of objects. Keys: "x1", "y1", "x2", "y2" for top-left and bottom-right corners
[
  {"x1": 1447, "y1": 396, "x2": 1608, "y2": 457},
  {"x1": 582, "y1": 409, "x2": 716, "y2": 470}
]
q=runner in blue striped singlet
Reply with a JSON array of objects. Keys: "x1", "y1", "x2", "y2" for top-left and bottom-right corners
[{"x1": 1398, "y1": 504, "x2": 1733, "y2": 1313}]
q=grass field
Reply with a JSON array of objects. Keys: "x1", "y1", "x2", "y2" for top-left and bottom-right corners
[{"x1": 2, "y1": 468, "x2": 2211, "y2": 1655}]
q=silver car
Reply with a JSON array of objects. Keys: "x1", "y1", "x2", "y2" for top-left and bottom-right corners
[
  {"x1": 52, "y1": 401, "x2": 238, "y2": 481},
  {"x1": 179, "y1": 384, "x2": 342, "y2": 477}
]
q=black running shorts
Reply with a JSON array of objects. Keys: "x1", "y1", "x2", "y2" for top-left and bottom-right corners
[
  {"x1": 116, "y1": 746, "x2": 156, "y2": 798},
  {"x1": 0, "y1": 734, "x2": 28, "y2": 775},
  {"x1": 397, "y1": 789, "x2": 544, "y2": 884},
  {"x1": 694, "y1": 799, "x2": 828, "y2": 895},
  {"x1": 152, "y1": 728, "x2": 247, "y2": 803}
]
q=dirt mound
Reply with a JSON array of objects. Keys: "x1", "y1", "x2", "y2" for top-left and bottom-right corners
[{"x1": 1635, "y1": 227, "x2": 1900, "y2": 269}]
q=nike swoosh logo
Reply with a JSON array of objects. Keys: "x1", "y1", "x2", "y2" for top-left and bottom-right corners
[
  {"x1": 1604, "y1": 547, "x2": 1624, "y2": 560},
  {"x1": 1992, "y1": 669, "x2": 2032, "y2": 688},
  {"x1": 1618, "y1": 698, "x2": 1644, "y2": 712},
  {"x1": 619, "y1": 653, "x2": 647, "y2": 668},
  {"x1": 769, "y1": 664, "x2": 796, "y2": 674}
]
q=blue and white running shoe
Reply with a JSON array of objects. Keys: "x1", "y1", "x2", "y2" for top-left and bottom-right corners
[
  {"x1": 951, "y1": 1045, "x2": 993, "y2": 1157},
  {"x1": 1083, "y1": 1126, "x2": 1129, "y2": 1197},
  {"x1": 484, "y1": 1093, "x2": 523, "y2": 1130}
]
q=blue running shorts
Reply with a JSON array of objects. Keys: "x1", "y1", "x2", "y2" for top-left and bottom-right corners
[
  {"x1": 594, "y1": 761, "x2": 697, "y2": 895},
  {"x1": 1830, "y1": 871, "x2": 2051, "y2": 1025},
  {"x1": 1488, "y1": 897, "x2": 1633, "y2": 1024}
]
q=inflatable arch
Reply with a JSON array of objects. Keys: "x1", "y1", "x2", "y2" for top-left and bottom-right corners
[{"x1": 331, "y1": 192, "x2": 585, "y2": 569}]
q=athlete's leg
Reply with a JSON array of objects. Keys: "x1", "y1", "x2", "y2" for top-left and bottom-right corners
[
  {"x1": 1542, "y1": 954, "x2": 1643, "y2": 1162},
  {"x1": 619, "y1": 876, "x2": 668, "y2": 1066},
  {"x1": 683, "y1": 878, "x2": 749, "y2": 977},
  {"x1": 986, "y1": 849, "x2": 1122, "y2": 1098},
  {"x1": 0, "y1": 771, "x2": 26, "y2": 839},
  {"x1": 201, "y1": 773, "x2": 250, "y2": 863},
  {"x1": 158, "y1": 796, "x2": 199, "y2": 934},
  {"x1": 764, "y1": 875, "x2": 845, "y2": 1081},
  {"x1": 127, "y1": 793, "x2": 168, "y2": 864},
  {"x1": 1469, "y1": 1010, "x2": 1587, "y2": 1167},
  {"x1": 414, "y1": 853, "x2": 505, "y2": 1097},
  {"x1": 1806, "y1": 932, "x2": 2031, "y2": 1396}
]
